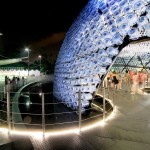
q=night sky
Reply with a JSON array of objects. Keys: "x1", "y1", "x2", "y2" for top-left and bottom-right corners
[{"x1": 0, "y1": 0, "x2": 88, "y2": 57}]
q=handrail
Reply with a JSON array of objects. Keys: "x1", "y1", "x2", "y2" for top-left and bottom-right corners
[{"x1": 0, "y1": 76, "x2": 115, "y2": 136}]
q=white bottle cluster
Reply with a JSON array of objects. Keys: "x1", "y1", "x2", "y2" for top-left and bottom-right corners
[{"x1": 54, "y1": 0, "x2": 150, "y2": 111}]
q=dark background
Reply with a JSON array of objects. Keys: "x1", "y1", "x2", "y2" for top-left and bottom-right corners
[{"x1": 0, "y1": 0, "x2": 88, "y2": 58}]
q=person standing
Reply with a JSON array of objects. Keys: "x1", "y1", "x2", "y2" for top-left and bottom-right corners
[
  {"x1": 111, "y1": 71, "x2": 119, "y2": 90},
  {"x1": 118, "y1": 71, "x2": 123, "y2": 90},
  {"x1": 130, "y1": 71, "x2": 139, "y2": 94},
  {"x1": 139, "y1": 71, "x2": 148, "y2": 88},
  {"x1": 124, "y1": 70, "x2": 131, "y2": 86}
]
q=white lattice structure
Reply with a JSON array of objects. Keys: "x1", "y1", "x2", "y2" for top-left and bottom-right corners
[{"x1": 54, "y1": 0, "x2": 150, "y2": 111}]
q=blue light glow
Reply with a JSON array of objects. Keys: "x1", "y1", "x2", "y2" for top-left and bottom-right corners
[{"x1": 54, "y1": 0, "x2": 150, "y2": 111}]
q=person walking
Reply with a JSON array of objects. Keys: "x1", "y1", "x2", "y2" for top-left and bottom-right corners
[
  {"x1": 124, "y1": 70, "x2": 131, "y2": 86},
  {"x1": 111, "y1": 71, "x2": 119, "y2": 90},
  {"x1": 139, "y1": 71, "x2": 148, "y2": 88},
  {"x1": 130, "y1": 71, "x2": 139, "y2": 94},
  {"x1": 118, "y1": 71, "x2": 123, "y2": 90}
]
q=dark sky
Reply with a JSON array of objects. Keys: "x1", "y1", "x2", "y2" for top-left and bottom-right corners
[{"x1": 0, "y1": 0, "x2": 88, "y2": 57}]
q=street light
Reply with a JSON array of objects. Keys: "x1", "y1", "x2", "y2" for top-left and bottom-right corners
[
  {"x1": 0, "y1": 33, "x2": 3, "y2": 52},
  {"x1": 38, "y1": 55, "x2": 42, "y2": 75},
  {"x1": 25, "y1": 47, "x2": 30, "y2": 76}
]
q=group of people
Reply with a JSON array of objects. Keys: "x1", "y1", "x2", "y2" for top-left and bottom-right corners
[
  {"x1": 4, "y1": 75, "x2": 26, "y2": 93},
  {"x1": 104, "y1": 69, "x2": 148, "y2": 94},
  {"x1": 124, "y1": 70, "x2": 148, "y2": 94}
]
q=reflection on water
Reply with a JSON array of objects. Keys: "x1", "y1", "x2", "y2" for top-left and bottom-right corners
[
  {"x1": 19, "y1": 82, "x2": 113, "y2": 131},
  {"x1": 19, "y1": 82, "x2": 79, "y2": 129}
]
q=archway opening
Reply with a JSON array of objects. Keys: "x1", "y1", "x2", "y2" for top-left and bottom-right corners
[{"x1": 97, "y1": 38, "x2": 150, "y2": 99}]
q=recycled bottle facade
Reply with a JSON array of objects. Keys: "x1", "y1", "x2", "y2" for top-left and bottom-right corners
[{"x1": 54, "y1": 0, "x2": 150, "y2": 111}]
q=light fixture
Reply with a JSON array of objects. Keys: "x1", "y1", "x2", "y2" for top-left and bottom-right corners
[
  {"x1": 38, "y1": 55, "x2": 42, "y2": 75},
  {"x1": 25, "y1": 47, "x2": 31, "y2": 76}
]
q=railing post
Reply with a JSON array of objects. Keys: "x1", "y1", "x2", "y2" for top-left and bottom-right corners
[
  {"x1": 42, "y1": 93, "x2": 45, "y2": 137},
  {"x1": 107, "y1": 84, "x2": 110, "y2": 99},
  {"x1": 101, "y1": 81, "x2": 104, "y2": 93},
  {"x1": 78, "y1": 90, "x2": 82, "y2": 134},
  {"x1": 4, "y1": 85, "x2": 6, "y2": 99},
  {"x1": 7, "y1": 91, "x2": 11, "y2": 135},
  {"x1": 102, "y1": 80, "x2": 104, "y2": 88},
  {"x1": 113, "y1": 88, "x2": 115, "y2": 107},
  {"x1": 0, "y1": 86, "x2": 3, "y2": 100},
  {"x1": 103, "y1": 87, "x2": 106, "y2": 121}
]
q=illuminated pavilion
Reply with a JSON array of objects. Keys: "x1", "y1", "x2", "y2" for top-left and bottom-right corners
[
  {"x1": 0, "y1": 0, "x2": 150, "y2": 149},
  {"x1": 54, "y1": 0, "x2": 150, "y2": 111}
]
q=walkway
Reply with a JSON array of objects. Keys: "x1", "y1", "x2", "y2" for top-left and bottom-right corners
[{"x1": 0, "y1": 83, "x2": 150, "y2": 149}]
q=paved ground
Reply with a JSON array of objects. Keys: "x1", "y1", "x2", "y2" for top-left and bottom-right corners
[{"x1": 0, "y1": 81, "x2": 150, "y2": 150}]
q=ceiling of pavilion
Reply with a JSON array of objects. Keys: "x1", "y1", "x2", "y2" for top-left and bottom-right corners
[{"x1": 112, "y1": 39, "x2": 150, "y2": 72}]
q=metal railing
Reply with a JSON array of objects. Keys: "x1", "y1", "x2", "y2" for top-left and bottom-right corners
[{"x1": 0, "y1": 86, "x2": 114, "y2": 136}]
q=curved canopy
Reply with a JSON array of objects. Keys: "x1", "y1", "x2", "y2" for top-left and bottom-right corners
[
  {"x1": 0, "y1": 57, "x2": 27, "y2": 65},
  {"x1": 113, "y1": 40, "x2": 150, "y2": 72},
  {"x1": 54, "y1": 0, "x2": 150, "y2": 111}
]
